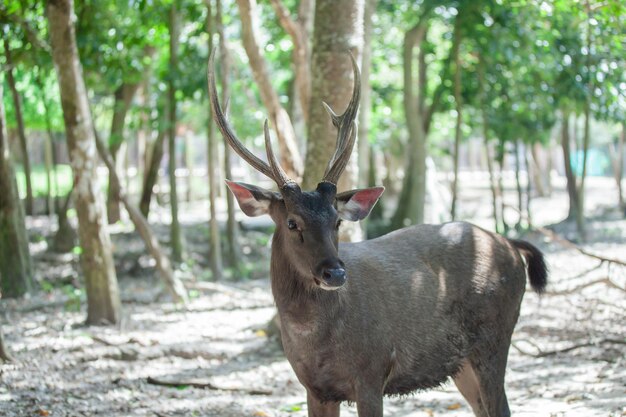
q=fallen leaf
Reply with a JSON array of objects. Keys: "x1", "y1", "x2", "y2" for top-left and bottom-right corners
[
  {"x1": 447, "y1": 402, "x2": 462, "y2": 410},
  {"x1": 253, "y1": 411, "x2": 270, "y2": 417},
  {"x1": 37, "y1": 410, "x2": 50, "y2": 416}
]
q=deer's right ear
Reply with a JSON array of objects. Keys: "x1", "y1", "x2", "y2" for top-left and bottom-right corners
[{"x1": 225, "y1": 180, "x2": 281, "y2": 217}]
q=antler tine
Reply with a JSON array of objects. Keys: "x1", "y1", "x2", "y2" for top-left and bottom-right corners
[
  {"x1": 322, "y1": 52, "x2": 361, "y2": 184},
  {"x1": 264, "y1": 120, "x2": 294, "y2": 188},
  {"x1": 207, "y1": 49, "x2": 275, "y2": 180}
]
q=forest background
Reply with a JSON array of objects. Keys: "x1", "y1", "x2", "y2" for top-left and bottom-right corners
[{"x1": 0, "y1": 0, "x2": 625, "y2": 416}]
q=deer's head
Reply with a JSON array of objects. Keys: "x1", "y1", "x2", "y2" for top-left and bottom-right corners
[{"x1": 208, "y1": 51, "x2": 383, "y2": 290}]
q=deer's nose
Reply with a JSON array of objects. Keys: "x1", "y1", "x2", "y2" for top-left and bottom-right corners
[{"x1": 322, "y1": 267, "x2": 346, "y2": 288}]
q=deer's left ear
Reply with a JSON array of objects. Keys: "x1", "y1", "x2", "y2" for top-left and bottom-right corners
[{"x1": 336, "y1": 187, "x2": 385, "y2": 221}]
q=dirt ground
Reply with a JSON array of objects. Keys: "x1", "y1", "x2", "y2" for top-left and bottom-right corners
[{"x1": 1, "y1": 176, "x2": 625, "y2": 417}]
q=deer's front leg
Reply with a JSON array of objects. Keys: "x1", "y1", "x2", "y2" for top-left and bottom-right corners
[
  {"x1": 355, "y1": 386, "x2": 383, "y2": 417},
  {"x1": 307, "y1": 391, "x2": 340, "y2": 417}
]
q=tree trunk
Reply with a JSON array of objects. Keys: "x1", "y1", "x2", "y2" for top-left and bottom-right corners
[
  {"x1": 235, "y1": 0, "x2": 303, "y2": 180},
  {"x1": 139, "y1": 109, "x2": 166, "y2": 218},
  {"x1": 34, "y1": 71, "x2": 56, "y2": 215},
  {"x1": 216, "y1": 0, "x2": 241, "y2": 275},
  {"x1": 357, "y1": 0, "x2": 375, "y2": 189},
  {"x1": 269, "y1": 0, "x2": 313, "y2": 124},
  {"x1": 561, "y1": 110, "x2": 579, "y2": 222},
  {"x1": 449, "y1": 16, "x2": 462, "y2": 220},
  {"x1": 0, "y1": 84, "x2": 33, "y2": 298},
  {"x1": 0, "y1": 326, "x2": 13, "y2": 363},
  {"x1": 609, "y1": 123, "x2": 624, "y2": 210},
  {"x1": 302, "y1": 0, "x2": 364, "y2": 242},
  {"x1": 514, "y1": 139, "x2": 523, "y2": 231},
  {"x1": 107, "y1": 83, "x2": 139, "y2": 224},
  {"x1": 51, "y1": 189, "x2": 77, "y2": 253},
  {"x1": 524, "y1": 145, "x2": 533, "y2": 226},
  {"x1": 477, "y1": 54, "x2": 501, "y2": 233},
  {"x1": 576, "y1": 87, "x2": 592, "y2": 241},
  {"x1": 390, "y1": 20, "x2": 428, "y2": 229},
  {"x1": 47, "y1": 0, "x2": 121, "y2": 325},
  {"x1": 302, "y1": 0, "x2": 364, "y2": 190},
  {"x1": 530, "y1": 142, "x2": 547, "y2": 197},
  {"x1": 4, "y1": 40, "x2": 34, "y2": 215},
  {"x1": 496, "y1": 145, "x2": 509, "y2": 233},
  {"x1": 206, "y1": 0, "x2": 223, "y2": 281},
  {"x1": 169, "y1": 1, "x2": 184, "y2": 263},
  {"x1": 95, "y1": 131, "x2": 188, "y2": 303}
]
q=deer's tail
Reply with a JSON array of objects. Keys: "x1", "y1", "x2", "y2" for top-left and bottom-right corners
[{"x1": 510, "y1": 239, "x2": 548, "y2": 294}]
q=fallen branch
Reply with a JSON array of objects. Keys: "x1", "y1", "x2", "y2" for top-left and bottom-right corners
[
  {"x1": 504, "y1": 204, "x2": 626, "y2": 267},
  {"x1": 94, "y1": 131, "x2": 188, "y2": 304},
  {"x1": 146, "y1": 376, "x2": 272, "y2": 395},
  {"x1": 512, "y1": 338, "x2": 626, "y2": 358},
  {"x1": 546, "y1": 277, "x2": 626, "y2": 295}
]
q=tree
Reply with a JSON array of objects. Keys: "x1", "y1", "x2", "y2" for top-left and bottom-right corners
[
  {"x1": 3, "y1": 37, "x2": 34, "y2": 215},
  {"x1": 168, "y1": 0, "x2": 184, "y2": 263},
  {"x1": 235, "y1": 0, "x2": 303, "y2": 180},
  {"x1": 47, "y1": 0, "x2": 121, "y2": 325},
  {"x1": 302, "y1": 0, "x2": 364, "y2": 192},
  {"x1": 0, "y1": 82, "x2": 33, "y2": 298},
  {"x1": 206, "y1": 0, "x2": 223, "y2": 280},
  {"x1": 302, "y1": 0, "x2": 365, "y2": 242},
  {"x1": 216, "y1": 0, "x2": 241, "y2": 274}
]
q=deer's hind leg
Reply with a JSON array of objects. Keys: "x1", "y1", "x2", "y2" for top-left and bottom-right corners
[{"x1": 465, "y1": 334, "x2": 513, "y2": 417}]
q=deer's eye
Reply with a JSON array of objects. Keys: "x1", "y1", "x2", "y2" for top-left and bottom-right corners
[{"x1": 287, "y1": 219, "x2": 298, "y2": 230}]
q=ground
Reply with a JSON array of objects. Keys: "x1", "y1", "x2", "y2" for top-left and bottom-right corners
[{"x1": 1, "y1": 176, "x2": 625, "y2": 417}]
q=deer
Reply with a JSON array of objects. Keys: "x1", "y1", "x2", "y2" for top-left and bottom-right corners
[{"x1": 207, "y1": 50, "x2": 547, "y2": 417}]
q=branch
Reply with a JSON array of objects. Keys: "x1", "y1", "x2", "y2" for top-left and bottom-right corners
[
  {"x1": 268, "y1": 0, "x2": 312, "y2": 119},
  {"x1": 546, "y1": 277, "x2": 626, "y2": 295},
  {"x1": 505, "y1": 203, "x2": 626, "y2": 267},
  {"x1": 512, "y1": 338, "x2": 626, "y2": 358},
  {"x1": 146, "y1": 376, "x2": 272, "y2": 395},
  {"x1": 93, "y1": 130, "x2": 188, "y2": 304},
  {"x1": 0, "y1": 5, "x2": 51, "y2": 53}
]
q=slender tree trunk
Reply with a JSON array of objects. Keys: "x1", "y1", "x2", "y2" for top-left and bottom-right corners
[
  {"x1": 169, "y1": 1, "x2": 184, "y2": 263},
  {"x1": 37, "y1": 74, "x2": 61, "y2": 211},
  {"x1": 561, "y1": 110, "x2": 579, "y2": 222},
  {"x1": 95, "y1": 132, "x2": 188, "y2": 303},
  {"x1": 236, "y1": 0, "x2": 303, "y2": 180},
  {"x1": 609, "y1": 123, "x2": 624, "y2": 210},
  {"x1": 4, "y1": 40, "x2": 34, "y2": 215},
  {"x1": 496, "y1": 145, "x2": 509, "y2": 233},
  {"x1": 34, "y1": 72, "x2": 56, "y2": 215},
  {"x1": 531, "y1": 142, "x2": 547, "y2": 197},
  {"x1": 390, "y1": 20, "x2": 428, "y2": 229},
  {"x1": 206, "y1": 0, "x2": 223, "y2": 281},
  {"x1": 450, "y1": 16, "x2": 462, "y2": 220},
  {"x1": 357, "y1": 0, "x2": 375, "y2": 189},
  {"x1": 107, "y1": 83, "x2": 139, "y2": 224},
  {"x1": 0, "y1": 84, "x2": 33, "y2": 298},
  {"x1": 477, "y1": 54, "x2": 500, "y2": 233},
  {"x1": 514, "y1": 139, "x2": 523, "y2": 231},
  {"x1": 524, "y1": 145, "x2": 533, "y2": 226},
  {"x1": 216, "y1": 0, "x2": 241, "y2": 275},
  {"x1": 47, "y1": 0, "x2": 121, "y2": 325},
  {"x1": 0, "y1": 326, "x2": 13, "y2": 362},
  {"x1": 269, "y1": 0, "x2": 313, "y2": 123},
  {"x1": 139, "y1": 108, "x2": 166, "y2": 218},
  {"x1": 577, "y1": 86, "x2": 592, "y2": 241}
]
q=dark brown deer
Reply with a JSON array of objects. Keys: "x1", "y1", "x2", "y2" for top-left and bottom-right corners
[{"x1": 208, "y1": 50, "x2": 547, "y2": 417}]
